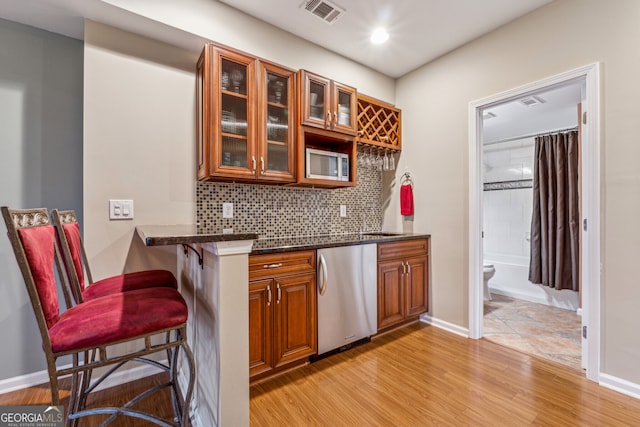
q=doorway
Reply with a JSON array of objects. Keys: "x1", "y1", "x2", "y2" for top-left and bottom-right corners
[{"x1": 468, "y1": 64, "x2": 601, "y2": 382}]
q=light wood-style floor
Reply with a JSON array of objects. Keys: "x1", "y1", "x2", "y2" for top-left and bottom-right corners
[
  {"x1": 2, "y1": 323, "x2": 640, "y2": 426},
  {"x1": 251, "y1": 323, "x2": 640, "y2": 426}
]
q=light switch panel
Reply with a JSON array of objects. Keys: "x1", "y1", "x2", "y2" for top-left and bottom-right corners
[
  {"x1": 222, "y1": 203, "x2": 234, "y2": 219},
  {"x1": 109, "y1": 199, "x2": 134, "y2": 220},
  {"x1": 339, "y1": 205, "x2": 347, "y2": 218}
]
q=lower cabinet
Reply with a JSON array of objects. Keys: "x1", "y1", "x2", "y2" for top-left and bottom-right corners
[
  {"x1": 377, "y1": 238, "x2": 429, "y2": 331},
  {"x1": 248, "y1": 251, "x2": 317, "y2": 380}
]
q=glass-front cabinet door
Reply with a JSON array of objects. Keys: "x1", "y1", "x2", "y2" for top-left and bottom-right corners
[
  {"x1": 299, "y1": 70, "x2": 356, "y2": 136},
  {"x1": 214, "y1": 49, "x2": 256, "y2": 178},
  {"x1": 332, "y1": 82, "x2": 357, "y2": 135},
  {"x1": 258, "y1": 62, "x2": 295, "y2": 182},
  {"x1": 300, "y1": 70, "x2": 331, "y2": 130}
]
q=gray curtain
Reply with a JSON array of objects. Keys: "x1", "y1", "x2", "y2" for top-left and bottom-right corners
[{"x1": 529, "y1": 131, "x2": 580, "y2": 291}]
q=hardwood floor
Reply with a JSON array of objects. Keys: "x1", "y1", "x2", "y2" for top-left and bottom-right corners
[
  {"x1": 2, "y1": 323, "x2": 640, "y2": 426},
  {"x1": 251, "y1": 323, "x2": 640, "y2": 426}
]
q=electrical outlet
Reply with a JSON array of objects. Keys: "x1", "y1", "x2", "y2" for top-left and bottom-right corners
[
  {"x1": 339, "y1": 205, "x2": 347, "y2": 218},
  {"x1": 222, "y1": 203, "x2": 233, "y2": 219},
  {"x1": 109, "y1": 199, "x2": 134, "y2": 220}
]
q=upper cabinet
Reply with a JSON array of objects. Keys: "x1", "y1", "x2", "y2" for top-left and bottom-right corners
[
  {"x1": 197, "y1": 44, "x2": 296, "y2": 183},
  {"x1": 295, "y1": 70, "x2": 358, "y2": 188},
  {"x1": 299, "y1": 70, "x2": 357, "y2": 136}
]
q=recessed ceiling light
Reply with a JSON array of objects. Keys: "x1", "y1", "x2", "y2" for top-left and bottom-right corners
[{"x1": 370, "y1": 27, "x2": 389, "y2": 44}]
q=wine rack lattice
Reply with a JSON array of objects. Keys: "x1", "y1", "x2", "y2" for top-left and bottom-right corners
[{"x1": 356, "y1": 94, "x2": 401, "y2": 151}]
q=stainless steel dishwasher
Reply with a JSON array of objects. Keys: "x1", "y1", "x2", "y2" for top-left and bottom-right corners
[{"x1": 316, "y1": 244, "x2": 377, "y2": 356}]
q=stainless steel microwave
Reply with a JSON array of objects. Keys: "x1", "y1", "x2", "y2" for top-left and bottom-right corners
[{"x1": 306, "y1": 148, "x2": 349, "y2": 181}]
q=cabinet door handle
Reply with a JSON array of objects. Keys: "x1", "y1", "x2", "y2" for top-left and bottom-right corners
[
  {"x1": 251, "y1": 156, "x2": 256, "y2": 172},
  {"x1": 333, "y1": 111, "x2": 338, "y2": 125},
  {"x1": 267, "y1": 285, "x2": 272, "y2": 306},
  {"x1": 260, "y1": 157, "x2": 265, "y2": 174},
  {"x1": 406, "y1": 261, "x2": 411, "y2": 274},
  {"x1": 326, "y1": 111, "x2": 332, "y2": 127},
  {"x1": 276, "y1": 282, "x2": 281, "y2": 304},
  {"x1": 263, "y1": 263, "x2": 283, "y2": 269}
]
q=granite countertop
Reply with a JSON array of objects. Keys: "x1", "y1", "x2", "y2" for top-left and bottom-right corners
[
  {"x1": 251, "y1": 232, "x2": 430, "y2": 254},
  {"x1": 136, "y1": 225, "x2": 429, "y2": 254},
  {"x1": 136, "y1": 224, "x2": 258, "y2": 246}
]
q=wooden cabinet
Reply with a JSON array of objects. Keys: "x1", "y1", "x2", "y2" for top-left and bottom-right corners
[
  {"x1": 377, "y1": 238, "x2": 429, "y2": 331},
  {"x1": 248, "y1": 251, "x2": 317, "y2": 380},
  {"x1": 299, "y1": 70, "x2": 357, "y2": 135},
  {"x1": 196, "y1": 44, "x2": 296, "y2": 183},
  {"x1": 356, "y1": 94, "x2": 402, "y2": 151},
  {"x1": 295, "y1": 70, "x2": 358, "y2": 188}
]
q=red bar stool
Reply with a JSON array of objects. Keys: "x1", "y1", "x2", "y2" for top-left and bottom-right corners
[
  {"x1": 51, "y1": 209, "x2": 176, "y2": 304},
  {"x1": 2, "y1": 207, "x2": 195, "y2": 426}
]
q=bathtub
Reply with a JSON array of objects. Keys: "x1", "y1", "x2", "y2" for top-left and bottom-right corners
[{"x1": 484, "y1": 252, "x2": 579, "y2": 311}]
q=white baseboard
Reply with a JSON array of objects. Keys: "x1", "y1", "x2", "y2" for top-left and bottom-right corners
[
  {"x1": 0, "y1": 360, "x2": 167, "y2": 396},
  {"x1": 420, "y1": 313, "x2": 470, "y2": 338},
  {"x1": 599, "y1": 373, "x2": 640, "y2": 400}
]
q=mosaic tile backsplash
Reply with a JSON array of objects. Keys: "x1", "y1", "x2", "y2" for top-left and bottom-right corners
[{"x1": 196, "y1": 149, "x2": 384, "y2": 239}]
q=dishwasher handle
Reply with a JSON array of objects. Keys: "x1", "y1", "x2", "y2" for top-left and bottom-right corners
[{"x1": 318, "y1": 254, "x2": 328, "y2": 296}]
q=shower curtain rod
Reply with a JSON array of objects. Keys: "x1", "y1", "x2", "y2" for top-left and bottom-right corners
[{"x1": 484, "y1": 126, "x2": 579, "y2": 146}]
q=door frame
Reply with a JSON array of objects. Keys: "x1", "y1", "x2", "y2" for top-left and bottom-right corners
[{"x1": 467, "y1": 63, "x2": 601, "y2": 382}]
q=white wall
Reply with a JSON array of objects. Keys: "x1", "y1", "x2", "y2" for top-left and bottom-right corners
[
  {"x1": 84, "y1": 21, "x2": 197, "y2": 279},
  {"x1": 101, "y1": 0, "x2": 395, "y2": 103},
  {"x1": 387, "y1": 0, "x2": 640, "y2": 386},
  {"x1": 0, "y1": 18, "x2": 83, "y2": 381}
]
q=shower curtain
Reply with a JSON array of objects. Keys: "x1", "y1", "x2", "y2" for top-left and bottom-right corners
[{"x1": 528, "y1": 130, "x2": 580, "y2": 291}]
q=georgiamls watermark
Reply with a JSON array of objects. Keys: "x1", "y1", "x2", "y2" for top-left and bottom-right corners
[{"x1": 0, "y1": 406, "x2": 63, "y2": 427}]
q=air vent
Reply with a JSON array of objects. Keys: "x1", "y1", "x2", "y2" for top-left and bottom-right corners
[
  {"x1": 301, "y1": 0, "x2": 345, "y2": 25},
  {"x1": 519, "y1": 95, "x2": 546, "y2": 107}
]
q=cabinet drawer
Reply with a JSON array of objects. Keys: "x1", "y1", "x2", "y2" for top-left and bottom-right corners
[
  {"x1": 249, "y1": 250, "x2": 316, "y2": 279},
  {"x1": 377, "y1": 238, "x2": 429, "y2": 261}
]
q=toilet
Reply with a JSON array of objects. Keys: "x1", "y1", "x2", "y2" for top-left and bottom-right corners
[{"x1": 483, "y1": 263, "x2": 495, "y2": 301}]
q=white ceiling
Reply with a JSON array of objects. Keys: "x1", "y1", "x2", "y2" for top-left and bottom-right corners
[
  {"x1": 0, "y1": 0, "x2": 554, "y2": 79},
  {"x1": 482, "y1": 82, "x2": 583, "y2": 144},
  {"x1": 218, "y1": 0, "x2": 554, "y2": 78}
]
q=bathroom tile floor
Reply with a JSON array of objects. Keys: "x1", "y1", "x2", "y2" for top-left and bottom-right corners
[{"x1": 483, "y1": 293, "x2": 582, "y2": 371}]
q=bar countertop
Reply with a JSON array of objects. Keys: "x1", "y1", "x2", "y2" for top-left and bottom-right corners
[
  {"x1": 136, "y1": 225, "x2": 258, "y2": 246},
  {"x1": 136, "y1": 225, "x2": 429, "y2": 254}
]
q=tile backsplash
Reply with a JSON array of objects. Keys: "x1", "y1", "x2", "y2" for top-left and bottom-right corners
[{"x1": 196, "y1": 150, "x2": 383, "y2": 239}]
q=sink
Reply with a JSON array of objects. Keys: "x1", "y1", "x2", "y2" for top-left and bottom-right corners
[{"x1": 362, "y1": 232, "x2": 403, "y2": 237}]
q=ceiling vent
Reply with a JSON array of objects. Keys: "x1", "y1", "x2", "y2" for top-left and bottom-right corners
[
  {"x1": 301, "y1": 0, "x2": 345, "y2": 25},
  {"x1": 519, "y1": 95, "x2": 546, "y2": 107}
]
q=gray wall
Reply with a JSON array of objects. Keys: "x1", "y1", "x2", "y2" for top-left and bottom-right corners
[{"x1": 0, "y1": 18, "x2": 83, "y2": 381}]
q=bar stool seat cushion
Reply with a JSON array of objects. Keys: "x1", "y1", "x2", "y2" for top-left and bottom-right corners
[
  {"x1": 82, "y1": 270, "x2": 178, "y2": 301},
  {"x1": 48, "y1": 287, "x2": 188, "y2": 353}
]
